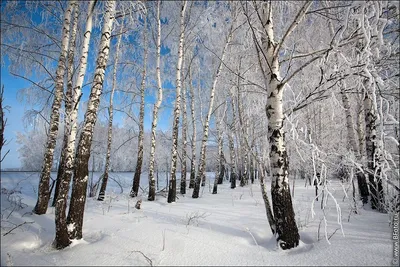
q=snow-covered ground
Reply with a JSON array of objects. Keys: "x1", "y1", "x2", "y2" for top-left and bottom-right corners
[{"x1": 0, "y1": 172, "x2": 395, "y2": 266}]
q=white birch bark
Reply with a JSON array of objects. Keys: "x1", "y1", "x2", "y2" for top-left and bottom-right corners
[
  {"x1": 53, "y1": 1, "x2": 79, "y2": 249},
  {"x1": 258, "y1": 1, "x2": 311, "y2": 249},
  {"x1": 148, "y1": 0, "x2": 163, "y2": 201},
  {"x1": 212, "y1": 122, "x2": 224, "y2": 194},
  {"x1": 192, "y1": 25, "x2": 233, "y2": 198},
  {"x1": 131, "y1": 15, "x2": 148, "y2": 198},
  {"x1": 67, "y1": 0, "x2": 116, "y2": 240},
  {"x1": 168, "y1": 0, "x2": 187, "y2": 203},
  {"x1": 33, "y1": 0, "x2": 75, "y2": 215},
  {"x1": 340, "y1": 84, "x2": 369, "y2": 203},
  {"x1": 53, "y1": 1, "x2": 80, "y2": 208},
  {"x1": 98, "y1": 22, "x2": 124, "y2": 201},
  {"x1": 258, "y1": 162, "x2": 276, "y2": 235},
  {"x1": 189, "y1": 67, "x2": 196, "y2": 189},
  {"x1": 180, "y1": 63, "x2": 188, "y2": 194},
  {"x1": 364, "y1": 89, "x2": 384, "y2": 210},
  {"x1": 62, "y1": 0, "x2": 96, "y2": 197},
  {"x1": 228, "y1": 91, "x2": 238, "y2": 189}
]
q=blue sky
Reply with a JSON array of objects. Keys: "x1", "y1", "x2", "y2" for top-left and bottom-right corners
[
  {"x1": 1, "y1": 62, "x2": 175, "y2": 170},
  {"x1": 1, "y1": 64, "x2": 29, "y2": 169},
  {"x1": 0, "y1": 1, "x2": 180, "y2": 170}
]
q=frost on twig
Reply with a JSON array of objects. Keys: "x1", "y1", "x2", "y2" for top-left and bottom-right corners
[{"x1": 185, "y1": 211, "x2": 210, "y2": 227}]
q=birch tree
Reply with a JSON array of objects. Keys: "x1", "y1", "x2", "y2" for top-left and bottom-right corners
[
  {"x1": 130, "y1": 15, "x2": 148, "y2": 198},
  {"x1": 212, "y1": 98, "x2": 227, "y2": 194},
  {"x1": 53, "y1": 0, "x2": 96, "y2": 249},
  {"x1": 148, "y1": 0, "x2": 163, "y2": 201},
  {"x1": 243, "y1": 0, "x2": 333, "y2": 249},
  {"x1": 192, "y1": 22, "x2": 234, "y2": 198},
  {"x1": 228, "y1": 93, "x2": 238, "y2": 189},
  {"x1": 98, "y1": 22, "x2": 124, "y2": 201},
  {"x1": 0, "y1": 85, "x2": 8, "y2": 162},
  {"x1": 188, "y1": 67, "x2": 196, "y2": 189},
  {"x1": 180, "y1": 62, "x2": 188, "y2": 195},
  {"x1": 67, "y1": 0, "x2": 116, "y2": 240},
  {"x1": 53, "y1": 0, "x2": 81, "y2": 249},
  {"x1": 52, "y1": 1, "x2": 80, "y2": 208},
  {"x1": 168, "y1": 0, "x2": 187, "y2": 203},
  {"x1": 323, "y1": 0, "x2": 370, "y2": 204},
  {"x1": 33, "y1": 1, "x2": 75, "y2": 215}
]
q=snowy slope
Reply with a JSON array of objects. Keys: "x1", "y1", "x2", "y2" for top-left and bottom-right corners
[{"x1": 0, "y1": 172, "x2": 394, "y2": 266}]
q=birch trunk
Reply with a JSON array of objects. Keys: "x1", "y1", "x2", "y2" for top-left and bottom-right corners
[
  {"x1": 180, "y1": 68, "x2": 188, "y2": 194},
  {"x1": 228, "y1": 91, "x2": 238, "y2": 189},
  {"x1": 217, "y1": 137, "x2": 225, "y2": 185},
  {"x1": 0, "y1": 85, "x2": 5, "y2": 155},
  {"x1": 33, "y1": 1, "x2": 75, "y2": 215},
  {"x1": 189, "y1": 68, "x2": 196, "y2": 189},
  {"x1": 259, "y1": 2, "x2": 305, "y2": 249},
  {"x1": 340, "y1": 87, "x2": 369, "y2": 203},
  {"x1": 53, "y1": 1, "x2": 79, "y2": 249},
  {"x1": 67, "y1": 0, "x2": 116, "y2": 240},
  {"x1": 192, "y1": 25, "x2": 233, "y2": 198},
  {"x1": 131, "y1": 17, "x2": 148, "y2": 198},
  {"x1": 356, "y1": 99, "x2": 365, "y2": 158},
  {"x1": 364, "y1": 90, "x2": 384, "y2": 210},
  {"x1": 236, "y1": 59, "x2": 248, "y2": 187},
  {"x1": 258, "y1": 162, "x2": 276, "y2": 235},
  {"x1": 267, "y1": 79, "x2": 299, "y2": 249},
  {"x1": 168, "y1": 0, "x2": 187, "y2": 203},
  {"x1": 98, "y1": 23, "x2": 123, "y2": 201},
  {"x1": 54, "y1": 0, "x2": 95, "y2": 249},
  {"x1": 212, "y1": 127, "x2": 223, "y2": 194},
  {"x1": 148, "y1": 0, "x2": 163, "y2": 201},
  {"x1": 228, "y1": 131, "x2": 237, "y2": 189},
  {"x1": 53, "y1": 1, "x2": 80, "y2": 208}
]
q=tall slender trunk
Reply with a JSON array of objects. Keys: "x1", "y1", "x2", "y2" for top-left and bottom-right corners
[
  {"x1": 189, "y1": 68, "x2": 196, "y2": 189},
  {"x1": 364, "y1": 90, "x2": 384, "y2": 210},
  {"x1": 212, "y1": 126, "x2": 223, "y2": 194},
  {"x1": 217, "y1": 137, "x2": 225, "y2": 185},
  {"x1": 258, "y1": 162, "x2": 276, "y2": 235},
  {"x1": 53, "y1": 0, "x2": 96, "y2": 249},
  {"x1": 340, "y1": 86, "x2": 369, "y2": 203},
  {"x1": 259, "y1": 2, "x2": 306, "y2": 249},
  {"x1": 356, "y1": 99, "x2": 365, "y2": 158},
  {"x1": 131, "y1": 17, "x2": 148, "y2": 198},
  {"x1": 67, "y1": 0, "x2": 116, "y2": 240},
  {"x1": 236, "y1": 58, "x2": 248, "y2": 187},
  {"x1": 53, "y1": 1, "x2": 79, "y2": 249},
  {"x1": 0, "y1": 85, "x2": 6, "y2": 156},
  {"x1": 168, "y1": 0, "x2": 187, "y2": 203},
  {"x1": 148, "y1": 0, "x2": 163, "y2": 201},
  {"x1": 33, "y1": 0, "x2": 75, "y2": 215},
  {"x1": 98, "y1": 22, "x2": 124, "y2": 201},
  {"x1": 250, "y1": 153, "x2": 255, "y2": 184},
  {"x1": 228, "y1": 91, "x2": 238, "y2": 189},
  {"x1": 192, "y1": 24, "x2": 233, "y2": 198},
  {"x1": 180, "y1": 65, "x2": 188, "y2": 195},
  {"x1": 266, "y1": 78, "x2": 299, "y2": 250},
  {"x1": 53, "y1": 1, "x2": 80, "y2": 208}
]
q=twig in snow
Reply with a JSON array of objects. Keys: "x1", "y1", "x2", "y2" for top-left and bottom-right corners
[
  {"x1": 3, "y1": 221, "x2": 34, "y2": 236},
  {"x1": 185, "y1": 211, "x2": 210, "y2": 226},
  {"x1": 129, "y1": 250, "x2": 153, "y2": 266},
  {"x1": 328, "y1": 228, "x2": 340, "y2": 241}
]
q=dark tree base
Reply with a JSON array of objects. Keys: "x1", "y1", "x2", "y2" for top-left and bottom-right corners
[{"x1": 272, "y1": 184, "x2": 300, "y2": 250}]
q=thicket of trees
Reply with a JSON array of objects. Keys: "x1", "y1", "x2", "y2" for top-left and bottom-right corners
[{"x1": 1, "y1": 0, "x2": 399, "y2": 250}]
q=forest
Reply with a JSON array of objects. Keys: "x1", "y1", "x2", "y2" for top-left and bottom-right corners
[{"x1": 0, "y1": 0, "x2": 399, "y2": 266}]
